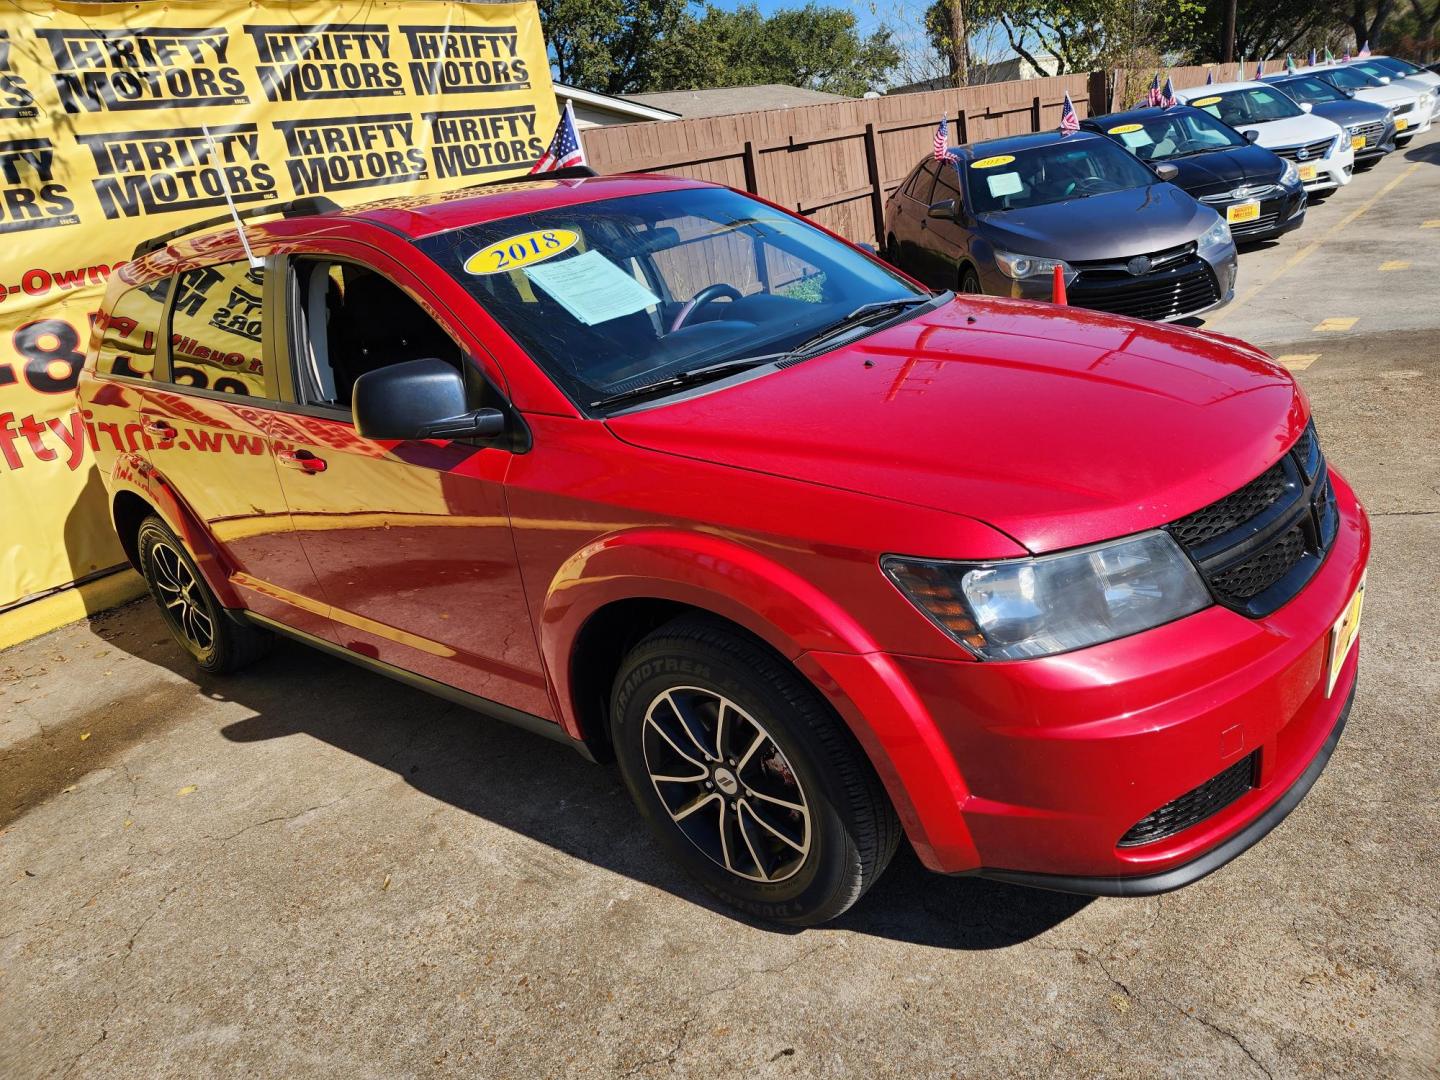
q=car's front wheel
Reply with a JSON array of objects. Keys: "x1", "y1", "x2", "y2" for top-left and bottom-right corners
[
  {"x1": 610, "y1": 616, "x2": 900, "y2": 925},
  {"x1": 958, "y1": 265, "x2": 982, "y2": 294},
  {"x1": 136, "y1": 515, "x2": 272, "y2": 674}
]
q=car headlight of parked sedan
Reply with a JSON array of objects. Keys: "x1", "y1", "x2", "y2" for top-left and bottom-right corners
[
  {"x1": 994, "y1": 249, "x2": 1078, "y2": 284},
  {"x1": 1279, "y1": 159, "x2": 1301, "y2": 187},
  {"x1": 1197, "y1": 214, "x2": 1234, "y2": 254},
  {"x1": 882, "y1": 531, "x2": 1212, "y2": 660}
]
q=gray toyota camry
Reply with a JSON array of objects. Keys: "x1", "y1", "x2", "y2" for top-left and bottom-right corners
[{"x1": 883, "y1": 130, "x2": 1238, "y2": 322}]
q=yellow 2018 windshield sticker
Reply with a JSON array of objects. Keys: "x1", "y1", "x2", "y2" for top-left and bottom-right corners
[
  {"x1": 970, "y1": 154, "x2": 1016, "y2": 169},
  {"x1": 1108, "y1": 123, "x2": 1144, "y2": 134},
  {"x1": 465, "y1": 229, "x2": 579, "y2": 275},
  {"x1": 1191, "y1": 95, "x2": 1222, "y2": 107}
]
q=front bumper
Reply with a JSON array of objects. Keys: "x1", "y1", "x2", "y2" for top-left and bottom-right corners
[
  {"x1": 1300, "y1": 146, "x2": 1354, "y2": 192},
  {"x1": 994, "y1": 247, "x2": 1237, "y2": 322},
  {"x1": 808, "y1": 467, "x2": 1370, "y2": 886},
  {"x1": 1204, "y1": 186, "x2": 1307, "y2": 243}
]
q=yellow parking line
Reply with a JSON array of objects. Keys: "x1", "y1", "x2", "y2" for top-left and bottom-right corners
[
  {"x1": 1211, "y1": 163, "x2": 1423, "y2": 324},
  {"x1": 1378, "y1": 260, "x2": 1410, "y2": 271},
  {"x1": 1275, "y1": 354, "x2": 1320, "y2": 370},
  {"x1": 1424, "y1": 220, "x2": 1440, "y2": 228},
  {"x1": 1313, "y1": 318, "x2": 1357, "y2": 332}
]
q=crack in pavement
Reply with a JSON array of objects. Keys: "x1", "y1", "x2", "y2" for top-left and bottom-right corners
[
  {"x1": 618, "y1": 1015, "x2": 693, "y2": 1076},
  {"x1": 700, "y1": 941, "x2": 836, "y2": 998}
]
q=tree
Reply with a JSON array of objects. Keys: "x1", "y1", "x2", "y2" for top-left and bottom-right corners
[{"x1": 540, "y1": 0, "x2": 688, "y2": 94}]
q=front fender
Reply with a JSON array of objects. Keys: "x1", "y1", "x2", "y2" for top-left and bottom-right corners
[
  {"x1": 541, "y1": 527, "x2": 979, "y2": 870},
  {"x1": 110, "y1": 451, "x2": 242, "y2": 608}
]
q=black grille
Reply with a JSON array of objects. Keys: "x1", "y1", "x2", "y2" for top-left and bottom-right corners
[
  {"x1": 1273, "y1": 137, "x2": 1334, "y2": 161},
  {"x1": 1348, "y1": 120, "x2": 1385, "y2": 146},
  {"x1": 1166, "y1": 420, "x2": 1335, "y2": 616},
  {"x1": 1071, "y1": 260, "x2": 1220, "y2": 322},
  {"x1": 1393, "y1": 102, "x2": 1414, "y2": 116},
  {"x1": 1230, "y1": 210, "x2": 1280, "y2": 238},
  {"x1": 1169, "y1": 460, "x2": 1289, "y2": 548},
  {"x1": 1210, "y1": 523, "x2": 1307, "y2": 599},
  {"x1": 1118, "y1": 752, "x2": 1257, "y2": 847}
]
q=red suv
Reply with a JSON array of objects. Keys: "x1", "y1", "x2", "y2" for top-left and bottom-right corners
[{"x1": 78, "y1": 169, "x2": 1368, "y2": 925}]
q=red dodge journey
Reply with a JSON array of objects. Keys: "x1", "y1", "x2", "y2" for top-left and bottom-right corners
[{"x1": 77, "y1": 169, "x2": 1368, "y2": 924}]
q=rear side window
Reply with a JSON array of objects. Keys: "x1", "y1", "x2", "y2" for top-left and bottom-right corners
[
  {"x1": 167, "y1": 262, "x2": 267, "y2": 397},
  {"x1": 905, "y1": 161, "x2": 940, "y2": 202},
  {"x1": 94, "y1": 280, "x2": 168, "y2": 381}
]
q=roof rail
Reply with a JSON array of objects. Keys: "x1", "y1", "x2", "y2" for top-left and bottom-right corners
[{"x1": 130, "y1": 196, "x2": 341, "y2": 261}]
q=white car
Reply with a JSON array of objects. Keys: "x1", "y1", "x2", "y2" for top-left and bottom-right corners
[
  {"x1": 1175, "y1": 81, "x2": 1353, "y2": 193},
  {"x1": 1344, "y1": 56, "x2": 1440, "y2": 122},
  {"x1": 1296, "y1": 64, "x2": 1435, "y2": 142}
]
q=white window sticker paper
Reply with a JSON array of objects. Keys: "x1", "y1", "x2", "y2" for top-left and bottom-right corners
[
  {"x1": 523, "y1": 249, "x2": 660, "y2": 325},
  {"x1": 1119, "y1": 129, "x2": 1155, "y2": 150},
  {"x1": 986, "y1": 172, "x2": 1024, "y2": 197}
]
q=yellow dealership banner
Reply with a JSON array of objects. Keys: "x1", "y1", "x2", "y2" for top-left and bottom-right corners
[{"x1": 0, "y1": 1, "x2": 557, "y2": 626}]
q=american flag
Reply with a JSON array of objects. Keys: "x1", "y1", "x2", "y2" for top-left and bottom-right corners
[
  {"x1": 1161, "y1": 77, "x2": 1176, "y2": 107},
  {"x1": 1256, "y1": 61, "x2": 1265, "y2": 79},
  {"x1": 1059, "y1": 91, "x2": 1079, "y2": 134},
  {"x1": 933, "y1": 116, "x2": 957, "y2": 163},
  {"x1": 1358, "y1": 40, "x2": 1371, "y2": 57},
  {"x1": 1145, "y1": 73, "x2": 1163, "y2": 106},
  {"x1": 1309, "y1": 48, "x2": 1318, "y2": 66},
  {"x1": 1205, "y1": 69, "x2": 1214, "y2": 85},
  {"x1": 530, "y1": 100, "x2": 587, "y2": 174},
  {"x1": 1342, "y1": 50, "x2": 1351, "y2": 61}
]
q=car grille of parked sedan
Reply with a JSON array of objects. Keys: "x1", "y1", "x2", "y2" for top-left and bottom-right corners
[
  {"x1": 1068, "y1": 244, "x2": 1220, "y2": 321},
  {"x1": 1165, "y1": 420, "x2": 1337, "y2": 617},
  {"x1": 1392, "y1": 101, "x2": 1414, "y2": 115},
  {"x1": 1348, "y1": 120, "x2": 1386, "y2": 147},
  {"x1": 1271, "y1": 137, "x2": 1336, "y2": 161},
  {"x1": 1118, "y1": 751, "x2": 1258, "y2": 847}
]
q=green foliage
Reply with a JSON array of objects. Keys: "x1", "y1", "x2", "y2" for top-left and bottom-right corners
[
  {"x1": 1164, "y1": 0, "x2": 1345, "y2": 63},
  {"x1": 542, "y1": 0, "x2": 900, "y2": 96}
]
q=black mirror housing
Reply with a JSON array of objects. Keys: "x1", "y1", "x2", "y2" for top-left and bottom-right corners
[
  {"x1": 928, "y1": 198, "x2": 958, "y2": 220},
  {"x1": 353, "y1": 357, "x2": 506, "y2": 441},
  {"x1": 1154, "y1": 163, "x2": 1180, "y2": 182},
  {"x1": 1244, "y1": 129, "x2": 1261, "y2": 143}
]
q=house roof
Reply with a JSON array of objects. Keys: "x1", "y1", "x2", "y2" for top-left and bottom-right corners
[
  {"x1": 626, "y1": 84, "x2": 852, "y2": 118},
  {"x1": 554, "y1": 83, "x2": 681, "y2": 122}
]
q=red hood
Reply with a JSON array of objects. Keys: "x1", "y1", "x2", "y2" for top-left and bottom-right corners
[{"x1": 607, "y1": 298, "x2": 1308, "y2": 554}]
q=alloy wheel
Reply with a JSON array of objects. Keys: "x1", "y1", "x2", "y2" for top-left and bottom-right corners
[
  {"x1": 642, "y1": 686, "x2": 812, "y2": 883},
  {"x1": 149, "y1": 540, "x2": 215, "y2": 654}
]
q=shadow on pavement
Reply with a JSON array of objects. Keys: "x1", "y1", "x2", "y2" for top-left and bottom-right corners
[
  {"x1": 100, "y1": 602, "x2": 1089, "y2": 949},
  {"x1": 1403, "y1": 138, "x2": 1440, "y2": 165}
]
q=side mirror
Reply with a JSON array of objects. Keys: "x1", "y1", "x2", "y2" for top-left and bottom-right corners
[
  {"x1": 928, "y1": 198, "x2": 958, "y2": 220},
  {"x1": 1244, "y1": 129, "x2": 1261, "y2": 142},
  {"x1": 1154, "y1": 163, "x2": 1181, "y2": 182},
  {"x1": 856, "y1": 242, "x2": 878, "y2": 254},
  {"x1": 353, "y1": 357, "x2": 505, "y2": 441},
  {"x1": 1299, "y1": 101, "x2": 1314, "y2": 113},
  {"x1": 1378, "y1": 76, "x2": 1391, "y2": 84}
]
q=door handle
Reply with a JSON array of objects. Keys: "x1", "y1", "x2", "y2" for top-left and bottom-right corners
[
  {"x1": 143, "y1": 419, "x2": 175, "y2": 438},
  {"x1": 276, "y1": 448, "x2": 327, "y2": 474}
]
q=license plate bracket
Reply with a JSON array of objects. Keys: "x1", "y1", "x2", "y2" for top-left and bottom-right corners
[{"x1": 1326, "y1": 572, "x2": 1366, "y2": 697}]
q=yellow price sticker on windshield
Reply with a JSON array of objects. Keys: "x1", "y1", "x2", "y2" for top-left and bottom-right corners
[
  {"x1": 1108, "y1": 123, "x2": 1144, "y2": 134},
  {"x1": 1191, "y1": 95, "x2": 1222, "y2": 107},
  {"x1": 970, "y1": 155, "x2": 1016, "y2": 169},
  {"x1": 465, "y1": 229, "x2": 579, "y2": 276}
]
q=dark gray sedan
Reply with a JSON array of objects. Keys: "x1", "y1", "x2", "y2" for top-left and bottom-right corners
[
  {"x1": 1262, "y1": 72, "x2": 1397, "y2": 167},
  {"x1": 883, "y1": 131, "x2": 1238, "y2": 322}
]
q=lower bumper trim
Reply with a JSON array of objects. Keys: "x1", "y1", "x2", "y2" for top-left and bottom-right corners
[{"x1": 973, "y1": 677, "x2": 1355, "y2": 897}]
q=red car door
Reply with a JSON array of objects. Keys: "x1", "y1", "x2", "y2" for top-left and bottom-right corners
[
  {"x1": 265, "y1": 247, "x2": 552, "y2": 720},
  {"x1": 134, "y1": 258, "x2": 334, "y2": 640}
]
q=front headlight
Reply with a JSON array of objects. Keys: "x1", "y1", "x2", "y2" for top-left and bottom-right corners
[
  {"x1": 1279, "y1": 159, "x2": 1300, "y2": 186},
  {"x1": 882, "y1": 531, "x2": 1211, "y2": 660},
  {"x1": 1199, "y1": 215, "x2": 1232, "y2": 248},
  {"x1": 994, "y1": 249, "x2": 1076, "y2": 283}
]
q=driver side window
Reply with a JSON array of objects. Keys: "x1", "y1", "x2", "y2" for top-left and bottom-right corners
[{"x1": 289, "y1": 259, "x2": 465, "y2": 411}]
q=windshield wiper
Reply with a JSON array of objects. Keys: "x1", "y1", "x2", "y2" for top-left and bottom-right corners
[
  {"x1": 784, "y1": 294, "x2": 942, "y2": 357},
  {"x1": 590, "y1": 355, "x2": 778, "y2": 409}
]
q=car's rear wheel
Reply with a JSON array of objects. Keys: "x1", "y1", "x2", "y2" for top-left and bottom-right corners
[
  {"x1": 958, "y1": 265, "x2": 982, "y2": 294},
  {"x1": 136, "y1": 516, "x2": 271, "y2": 674},
  {"x1": 610, "y1": 615, "x2": 900, "y2": 925}
]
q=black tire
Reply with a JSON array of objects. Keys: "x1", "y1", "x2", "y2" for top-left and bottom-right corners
[
  {"x1": 884, "y1": 232, "x2": 900, "y2": 266},
  {"x1": 958, "y1": 265, "x2": 982, "y2": 294},
  {"x1": 610, "y1": 615, "x2": 900, "y2": 926},
  {"x1": 136, "y1": 516, "x2": 272, "y2": 674}
]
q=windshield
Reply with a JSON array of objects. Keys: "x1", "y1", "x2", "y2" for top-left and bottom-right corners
[
  {"x1": 1101, "y1": 108, "x2": 1247, "y2": 162},
  {"x1": 1190, "y1": 87, "x2": 1304, "y2": 125},
  {"x1": 418, "y1": 187, "x2": 922, "y2": 409},
  {"x1": 1325, "y1": 67, "x2": 1382, "y2": 90},
  {"x1": 962, "y1": 138, "x2": 1159, "y2": 214},
  {"x1": 1363, "y1": 57, "x2": 1422, "y2": 77},
  {"x1": 1274, "y1": 76, "x2": 1347, "y2": 104}
]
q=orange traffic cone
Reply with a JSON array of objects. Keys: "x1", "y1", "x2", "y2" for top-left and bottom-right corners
[{"x1": 1052, "y1": 263, "x2": 1067, "y2": 305}]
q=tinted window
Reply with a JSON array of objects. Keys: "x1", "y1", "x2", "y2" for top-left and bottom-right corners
[
  {"x1": 1272, "y1": 77, "x2": 1347, "y2": 104},
  {"x1": 1103, "y1": 109, "x2": 1247, "y2": 161},
  {"x1": 168, "y1": 262, "x2": 267, "y2": 397},
  {"x1": 962, "y1": 137, "x2": 1159, "y2": 214},
  {"x1": 1371, "y1": 57, "x2": 1422, "y2": 76},
  {"x1": 931, "y1": 159, "x2": 962, "y2": 203},
  {"x1": 419, "y1": 186, "x2": 920, "y2": 408},
  {"x1": 1324, "y1": 67, "x2": 1382, "y2": 90},
  {"x1": 94, "y1": 280, "x2": 167, "y2": 381},
  {"x1": 1192, "y1": 87, "x2": 1303, "y2": 124},
  {"x1": 289, "y1": 260, "x2": 464, "y2": 410}
]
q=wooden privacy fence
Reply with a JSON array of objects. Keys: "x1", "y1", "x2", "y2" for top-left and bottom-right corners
[
  {"x1": 581, "y1": 72, "x2": 1105, "y2": 248},
  {"x1": 1112, "y1": 60, "x2": 1294, "y2": 109}
]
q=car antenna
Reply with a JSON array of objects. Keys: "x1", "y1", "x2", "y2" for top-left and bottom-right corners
[{"x1": 201, "y1": 124, "x2": 264, "y2": 270}]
